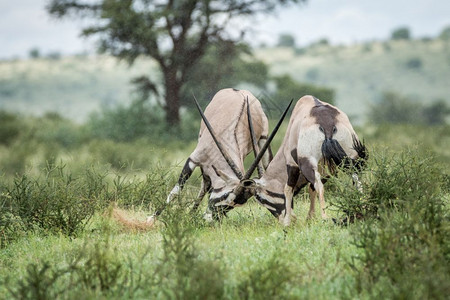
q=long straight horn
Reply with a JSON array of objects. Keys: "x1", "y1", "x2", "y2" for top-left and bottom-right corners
[
  {"x1": 246, "y1": 97, "x2": 264, "y2": 178},
  {"x1": 243, "y1": 99, "x2": 293, "y2": 180},
  {"x1": 193, "y1": 94, "x2": 243, "y2": 180}
]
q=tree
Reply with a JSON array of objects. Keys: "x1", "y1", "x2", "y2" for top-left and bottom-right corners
[
  {"x1": 391, "y1": 26, "x2": 411, "y2": 40},
  {"x1": 47, "y1": 0, "x2": 304, "y2": 127},
  {"x1": 271, "y1": 74, "x2": 335, "y2": 106},
  {"x1": 439, "y1": 25, "x2": 450, "y2": 40},
  {"x1": 369, "y1": 91, "x2": 420, "y2": 124},
  {"x1": 29, "y1": 48, "x2": 41, "y2": 59},
  {"x1": 277, "y1": 33, "x2": 296, "y2": 48}
]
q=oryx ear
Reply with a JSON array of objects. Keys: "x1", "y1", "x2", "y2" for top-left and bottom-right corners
[{"x1": 212, "y1": 165, "x2": 238, "y2": 184}]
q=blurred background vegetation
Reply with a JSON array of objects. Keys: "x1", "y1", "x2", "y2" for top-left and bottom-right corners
[{"x1": 1, "y1": 23, "x2": 450, "y2": 178}]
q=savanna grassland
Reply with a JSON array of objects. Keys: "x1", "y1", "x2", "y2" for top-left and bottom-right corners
[{"x1": 1, "y1": 39, "x2": 450, "y2": 299}]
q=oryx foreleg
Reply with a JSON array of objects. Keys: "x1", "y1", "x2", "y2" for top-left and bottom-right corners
[
  {"x1": 307, "y1": 184, "x2": 317, "y2": 220},
  {"x1": 314, "y1": 170, "x2": 328, "y2": 219},
  {"x1": 153, "y1": 158, "x2": 197, "y2": 218},
  {"x1": 191, "y1": 173, "x2": 211, "y2": 212}
]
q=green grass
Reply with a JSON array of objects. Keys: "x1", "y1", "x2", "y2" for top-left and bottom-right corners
[{"x1": 0, "y1": 200, "x2": 360, "y2": 299}]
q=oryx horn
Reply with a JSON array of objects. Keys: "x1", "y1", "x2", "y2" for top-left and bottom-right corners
[
  {"x1": 243, "y1": 99, "x2": 293, "y2": 180},
  {"x1": 246, "y1": 97, "x2": 264, "y2": 178},
  {"x1": 193, "y1": 94, "x2": 244, "y2": 180}
]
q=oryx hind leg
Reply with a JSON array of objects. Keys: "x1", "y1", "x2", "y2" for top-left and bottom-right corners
[
  {"x1": 299, "y1": 157, "x2": 328, "y2": 220},
  {"x1": 307, "y1": 184, "x2": 317, "y2": 220},
  {"x1": 167, "y1": 157, "x2": 198, "y2": 203}
]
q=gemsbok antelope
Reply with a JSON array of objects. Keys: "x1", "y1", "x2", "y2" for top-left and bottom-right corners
[
  {"x1": 215, "y1": 95, "x2": 367, "y2": 226},
  {"x1": 149, "y1": 88, "x2": 290, "y2": 222}
]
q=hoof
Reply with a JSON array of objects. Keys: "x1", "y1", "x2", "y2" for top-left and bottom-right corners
[{"x1": 146, "y1": 215, "x2": 156, "y2": 226}]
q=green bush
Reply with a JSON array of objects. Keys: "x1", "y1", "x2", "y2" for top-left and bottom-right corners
[
  {"x1": 156, "y1": 195, "x2": 224, "y2": 299},
  {"x1": 3, "y1": 166, "x2": 96, "y2": 237},
  {"x1": 350, "y1": 195, "x2": 449, "y2": 299},
  {"x1": 86, "y1": 100, "x2": 198, "y2": 143},
  {"x1": 330, "y1": 148, "x2": 443, "y2": 220},
  {"x1": 405, "y1": 57, "x2": 423, "y2": 69},
  {"x1": 34, "y1": 113, "x2": 85, "y2": 149},
  {"x1": 391, "y1": 26, "x2": 411, "y2": 40},
  {"x1": 277, "y1": 33, "x2": 296, "y2": 48},
  {"x1": 0, "y1": 111, "x2": 23, "y2": 146},
  {"x1": 328, "y1": 148, "x2": 450, "y2": 298},
  {"x1": 369, "y1": 91, "x2": 450, "y2": 125},
  {"x1": 236, "y1": 253, "x2": 293, "y2": 299},
  {"x1": 271, "y1": 74, "x2": 335, "y2": 106}
]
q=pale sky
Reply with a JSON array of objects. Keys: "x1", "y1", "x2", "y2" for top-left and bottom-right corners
[{"x1": 1, "y1": 0, "x2": 449, "y2": 59}]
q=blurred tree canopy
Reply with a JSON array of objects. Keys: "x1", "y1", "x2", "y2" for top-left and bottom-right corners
[
  {"x1": 369, "y1": 91, "x2": 450, "y2": 125},
  {"x1": 439, "y1": 25, "x2": 450, "y2": 40},
  {"x1": 272, "y1": 74, "x2": 335, "y2": 105},
  {"x1": 47, "y1": 0, "x2": 305, "y2": 127},
  {"x1": 391, "y1": 27, "x2": 411, "y2": 40},
  {"x1": 277, "y1": 33, "x2": 296, "y2": 47}
]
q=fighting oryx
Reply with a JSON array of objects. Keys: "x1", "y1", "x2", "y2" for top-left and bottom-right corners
[
  {"x1": 149, "y1": 88, "x2": 290, "y2": 222},
  {"x1": 216, "y1": 95, "x2": 367, "y2": 226}
]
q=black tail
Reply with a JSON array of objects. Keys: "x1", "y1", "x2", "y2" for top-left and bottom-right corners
[
  {"x1": 351, "y1": 135, "x2": 368, "y2": 171},
  {"x1": 321, "y1": 135, "x2": 368, "y2": 172},
  {"x1": 322, "y1": 138, "x2": 348, "y2": 171}
]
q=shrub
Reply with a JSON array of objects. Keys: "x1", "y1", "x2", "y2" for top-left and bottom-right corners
[
  {"x1": 271, "y1": 74, "x2": 335, "y2": 106},
  {"x1": 5, "y1": 262, "x2": 65, "y2": 300},
  {"x1": 86, "y1": 100, "x2": 198, "y2": 143},
  {"x1": 236, "y1": 253, "x2": 293, "y2": 299},
  {"x1": 369, "y1": 92, "x2": 450, "y2": 126},
  {"x1": 368, "y1": 91, "x2": 421, "y2": 124},
  {"x1": 350, "y1": 195, "x2": 449, "y2": 299},
  {"x1": 156, "y1": 196, "x2": 224, "y2": 299},
  {"x1": 34, "y1": 113, "x2": 85, "y2": 149},
  {"x1": 439, "y1": 25, "x2": 450, "y2": 40},
  {"x1": 277, "y1": 33, "x2": 296, "y2": 48},
  {"x1": 4, "y1": 165, "x2": 96, "y2": 236},
  {"x1": 0, "y1": 111, "x2": 23, "y2": 146},
  {"x1": 329, "y1": 148, "x2": 450, "y2": 298},
  {"x1": 329, "y1": 148, "x2": 443, "y2": 221},
  {"x1": 405, "y1": 57, "x2": 422, "y2": 69}
]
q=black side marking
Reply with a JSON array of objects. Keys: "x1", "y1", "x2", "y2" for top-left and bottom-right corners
[
  {"x1": 298, "y1": 157, "x2": 315, "y2": 184},
  {"x1": 290, "y1": 148, "x2": 298, "y2": 164},
  {"x1": 232, "y1": 88, "x2": 240, "y2": 92},
  {"x1": 177, "y1": 158, "x2": 194, "y2": 187},
  {"x1": 255, "y1": 195, "x2": 285, "y2": 218},
  {"x1": 313, "y1": 97, "x2": 323, "y2": 106},
  {"x1": 266, "y1": 190, "x2": 285, "y2": 199},
  {"x1": 286, "y1": 165, "x2": 300, "y2": 188}
]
